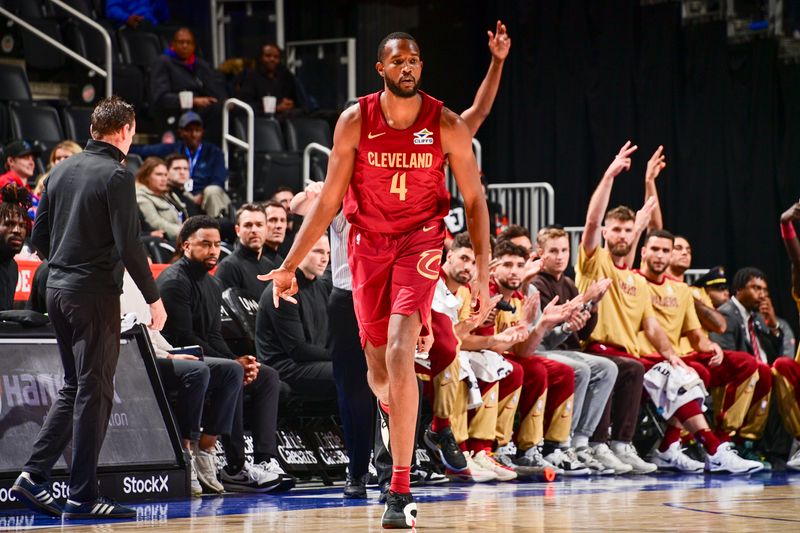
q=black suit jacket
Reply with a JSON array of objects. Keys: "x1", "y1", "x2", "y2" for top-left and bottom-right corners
[{"x1": 710, "y1": 299, "x2": 783, "y2": 362}]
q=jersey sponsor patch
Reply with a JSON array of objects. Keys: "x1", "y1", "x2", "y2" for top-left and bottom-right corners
[{"x1": 413, "y1": 128, "x2": 434, "y2": 145}]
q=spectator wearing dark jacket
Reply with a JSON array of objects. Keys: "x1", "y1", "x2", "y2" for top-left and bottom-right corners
[
  {"x1": 130, "y1": 112, "x2": 231, "y2": 218},
  {"x1": 256, "y1": 234, "x2": 335, "y2": 398},
  {"x1": 237, "y1": 43, "x2": 301, "y2": 115},
  {"x1": 150, "y1": 28, "x2": 227, "y2": 142}
]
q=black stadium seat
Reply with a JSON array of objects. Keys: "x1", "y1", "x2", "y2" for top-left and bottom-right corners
[
  {"x1": 6, "y1": 0, "x2": 46, "y2": 19},
  {"x1": 220, "y1": 286, "x2": 259, "y2": 356},
  {"x1": 0, "y1": 63, "x2": 32, "y2": 101},
  {"x1": 284, "y1": 117, "x2": 332, "y2": 151},
  {"x1": 61, "y1": 106, "x2": 93, "y2": 145},
  {"x1": 63, "y1": 19, "x2": 122, "y2": 68},
  {"x1": 8, "y1": 101, "x2": 64, "y2": 154},
  {"x1": 284, "y1": 117, "x2": 331, "y2": 182},
  {"x1": 20, "y1": 18, "x2": 66, "y2": 71},
  {"x1": 118, "y1": 29, "x2": 162, "y2": 69},
  {"x1": 231, "y1": 116, "x2": 303, "y2": 200}
]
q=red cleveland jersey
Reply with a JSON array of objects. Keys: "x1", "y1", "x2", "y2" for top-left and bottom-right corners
[{"x1": 344, "y1": 90, "x2": 449, "y2": 234}]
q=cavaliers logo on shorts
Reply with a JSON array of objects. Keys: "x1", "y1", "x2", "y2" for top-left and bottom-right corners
[{"x1": 417, "y1": 249, "x2": 442, "y2": 280}]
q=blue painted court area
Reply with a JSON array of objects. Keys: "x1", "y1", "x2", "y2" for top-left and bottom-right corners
[{"x1": 1, "y1": 472, "x2": 798, "y2": 530}]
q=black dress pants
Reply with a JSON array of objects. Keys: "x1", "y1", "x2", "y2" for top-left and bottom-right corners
[
  {"x1": 222, "y1": 363, "x2": 280, "y2": 468},
  {"x1": 328, "y1": 288, "x2": 375, "y2": 478},
  {"x1": 24, "y1": 289, "x2": 121, "y2": 503},
  {"x1": 156, "y1": 356, "x2": 242, "y2": 441}
]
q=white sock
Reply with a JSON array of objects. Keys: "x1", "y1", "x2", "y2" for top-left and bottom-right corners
[
  {"x1": 573, "y1": 435, "x2": 589, "y2": 449},
  {"x1": 610, "y1": 441, "x2": 630, "y2": 452}
]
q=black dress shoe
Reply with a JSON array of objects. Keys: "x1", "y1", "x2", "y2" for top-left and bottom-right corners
[{"x1": 343, "y1": 473, "x2": 367, "y2": 499}]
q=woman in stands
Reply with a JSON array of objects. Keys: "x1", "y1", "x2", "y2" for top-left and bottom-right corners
[
  {"x1": 30, "y1": 140, "x2": 82, "y2": 218},
  {"x1": 135, "y1": 156, "x2": 189, "y2": 244}
]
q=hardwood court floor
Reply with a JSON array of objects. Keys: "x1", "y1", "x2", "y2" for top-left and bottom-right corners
[{"x1": 2, "y1": 473, "x2": 799, "y2": 532}]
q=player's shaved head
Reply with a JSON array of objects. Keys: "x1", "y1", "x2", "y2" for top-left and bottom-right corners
[{"x1": 377, "y1": 32, "x2": 418, "y2": 62}]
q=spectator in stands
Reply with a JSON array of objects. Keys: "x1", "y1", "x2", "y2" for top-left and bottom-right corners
[
  {"x1": 216, "y1": 203, "x2": 275, "y2": 299},
  {"x1": 255, "y1": 234, "x2": 336, "y2": 399},
  {"x1": 131, "y1": 112, "x2": 232, "y2": 218},
  {"x1": 164, "y1": 153, "x2": 201, "y2": 217},
  {"x1": 150, "y1": 28, "x2": 227, "y2": 141},
  {"x1": 158, "y1": 215, "x2": 291, "y2": 492},
  {"x1": 0, "y1": 141, "x2": 38, "y2": 191},
  {"x1": 0, "y1": 184, "x2": 31, "y2": 310},
  {"x1": 237, "y1": 43, "x2": 301, "y2": 115},
  {"x1": 272, "y1": 188, "x2": 297, "y2": 256},
  {"x1": 135, "y1": 157, "x2": 188, "y2": 243},
  {"x1": 106, "y1": 0, "x2": 170, "y2": 29},
  {"x1": 33, "y1": 141, "x2": 82, "y2": 198},
  {"x1": 262, "y1": 200, "x2": 287, "y2": 265}
]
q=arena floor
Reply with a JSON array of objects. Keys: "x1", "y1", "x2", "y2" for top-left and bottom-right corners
[{"x1": 1, "y1": 473, "x2": 799, "y2": 532}]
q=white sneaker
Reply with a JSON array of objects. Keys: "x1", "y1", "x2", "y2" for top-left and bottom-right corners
[
  {"x1": 192, "y1": 445, "x2": 224, "y2": 493},
  {"x1": 590, "y1": 443, "x2": 633, "y2": 474},
  {"x1": 705, "y1": 442, "x2": 765, "y2": 474},
  {"x1": 471, "y1": 450, "x2": 517, "y2": 481},
  {"x1": 574, "y1": 447, "x2": 614, "y2": 475},
  {"x1": 610, "y1": 442, "x2": 657, "y2": 474},
  {"x1": 257, "y1": 458, "x2": 297, "y2": 491},
  {"x1": 220, "y1": 462, "x2": 283, "y2": 492},
  {"x1": 514, "y1": 445, "x2": 564, "y2": 475},
  {"x1": 650, "y1": 442, "x2": 704, "y2": 473},
  {"x1": 447, "y1": 451, "x2": 497, "y2": 483},
  {"x1": 188, "y1": 451, "x2": 203, "y2": 496},
  {"x1": 787, "y1": 441, "x2": 800, "y2": 471},
  {"x1": 543, "y1": 448, "x2": 591, "y2": 476}
]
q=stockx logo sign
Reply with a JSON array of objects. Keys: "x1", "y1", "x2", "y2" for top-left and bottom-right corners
[{"x1": 123, "y1": 475, "x2": 169, "y2": 495}]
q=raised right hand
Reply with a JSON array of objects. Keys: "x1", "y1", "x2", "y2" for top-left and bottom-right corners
[{"x1": 603, "y1": 140, "x2": 638, "y2": 180}]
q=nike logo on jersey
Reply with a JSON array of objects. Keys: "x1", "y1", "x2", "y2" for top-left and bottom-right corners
[
  {"x1": 367, "y1": 131, "x2": 386, "y2": 139},
  {"x1": 422, "y1": 225, "x2": 436, "y2": 232}
]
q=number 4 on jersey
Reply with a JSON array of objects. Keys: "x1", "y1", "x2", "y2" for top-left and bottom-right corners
[{"x1": 390, "y1": 172, "x2": 407, "y2": 201}]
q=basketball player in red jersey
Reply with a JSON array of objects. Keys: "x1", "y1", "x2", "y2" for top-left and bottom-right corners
[{"x1": 260, "y1": 33, "x2": 490, "y2": 529}]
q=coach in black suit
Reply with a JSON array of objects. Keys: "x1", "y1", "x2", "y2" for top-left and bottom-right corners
[{"x1": 12, "y1": 97, "x2": 167, "y2": 519}]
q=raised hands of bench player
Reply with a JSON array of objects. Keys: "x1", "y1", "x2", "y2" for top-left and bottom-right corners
[
  {"x1": 258, "y1": 266, "x2": 298, "y2": 307},
  {"x1": 604, "y1": 140, "x2": 638, "y2": 179},
  {"x1": 645, "y1": 145, "x2": 666, "y2": 182},
  {"x1": 488, "y1": 20, "x2": 511, "y2": 61}
]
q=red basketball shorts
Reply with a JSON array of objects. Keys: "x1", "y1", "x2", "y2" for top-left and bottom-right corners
[{"x1": 348, "y1": 220, "x2": 445, "y2": 348}]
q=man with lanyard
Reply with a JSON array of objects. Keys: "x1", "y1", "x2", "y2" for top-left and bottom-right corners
[{"x1": 130, "y1": 112, "x2": 232, "y2": 218}]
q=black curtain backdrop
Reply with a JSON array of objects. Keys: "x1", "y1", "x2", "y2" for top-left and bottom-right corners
[{"x1": 287, "y1": 0, "x2": 800, "y2": 326}]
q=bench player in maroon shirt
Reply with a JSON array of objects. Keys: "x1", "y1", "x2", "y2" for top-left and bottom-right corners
[{"x1": 261, "y1": 32, "x2": 490, "y2": 529}]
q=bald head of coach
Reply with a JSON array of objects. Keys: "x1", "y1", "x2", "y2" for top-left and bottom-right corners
[{"x1": 12, "y1": 96, "x2": 166, "y2": 519}]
